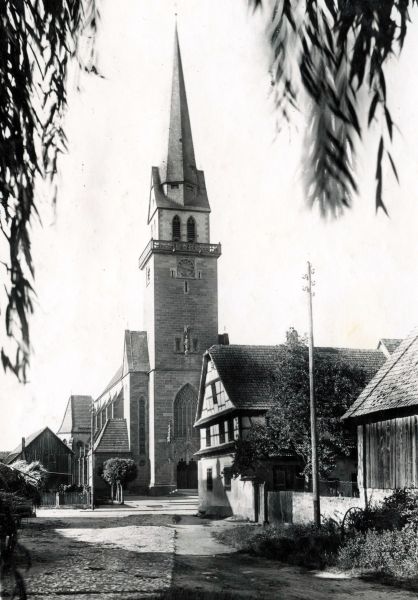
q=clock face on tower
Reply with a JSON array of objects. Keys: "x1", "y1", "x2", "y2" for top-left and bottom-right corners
[{"x1": 177, "y1": 258, "x2": 195, "y2": 279}]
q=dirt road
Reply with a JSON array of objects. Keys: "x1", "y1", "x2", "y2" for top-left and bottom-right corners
[{"x1": 9, "y1": 497, "x2": 418, "y2": 599}]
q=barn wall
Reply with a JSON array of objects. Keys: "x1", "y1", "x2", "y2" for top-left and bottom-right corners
[
  {"x1": 22, "y1": 429, "x2": 73, "y2": 490},
  {"x1": 359, "y1": 416, "x2": 418, "y2": 490}
]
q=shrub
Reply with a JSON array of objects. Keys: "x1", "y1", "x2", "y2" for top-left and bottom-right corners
[
  {"x1": 215, "y1": 520, "x2": 341, "y2": 569},
  {"x1": 344, "y1": 489, "x2": 418, "y2": 534},
  {"x1": 338, "y1": 525, "x2": 418, "y2": 579}
]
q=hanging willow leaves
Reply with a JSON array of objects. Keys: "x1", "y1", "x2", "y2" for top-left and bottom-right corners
[
  {"x1": 250, "y1": 0, "x2": 416, "y2": 216},
  {"x1": 0, "y1": 1, "x2": 97, "y2": 381}
]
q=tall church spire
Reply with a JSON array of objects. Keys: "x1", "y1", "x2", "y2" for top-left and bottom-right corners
[{"x1": 165, "y1": 25, "x2": 197, "y2": 188}]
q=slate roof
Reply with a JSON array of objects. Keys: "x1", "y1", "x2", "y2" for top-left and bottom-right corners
[
  {"x1": 57, "y1": 395, "x2": 92, "y2": 435},
  {"x1": 93, "y1": 419, "x2": 130, "y2": 453},
  {"x1": 206, "y1": 343, "x2": 386, "y2": 412},
  {"x1": 343, "y1": 328, "x2": 418, "y2": 421},
  {"x1": 149, "y1": 167, "x2": 210, "y2": 221}
]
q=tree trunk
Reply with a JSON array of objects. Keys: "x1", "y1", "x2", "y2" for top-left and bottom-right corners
[{"x1": 110, "y1": 483, "x2": 114, "y2": 502}]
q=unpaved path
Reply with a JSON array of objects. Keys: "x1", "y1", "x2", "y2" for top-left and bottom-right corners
[
  {"x1": 172, "y1": 517, "x2": 418, "y2": 599},
  {"x1": 9, "y1": 501, "x2": 418, "y2": 599}
]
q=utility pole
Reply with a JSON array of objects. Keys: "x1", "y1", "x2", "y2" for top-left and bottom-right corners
[
  {"x1": 303, "y1": 261, "x2": 320, "y2": 527},
  {"x1": 90, "y1": 400, "x2": 95, "y2": 511}
]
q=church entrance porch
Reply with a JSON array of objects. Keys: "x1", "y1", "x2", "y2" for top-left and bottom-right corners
[{"x1": 176, "y1": 458, "x2": 198, "y2": 490}]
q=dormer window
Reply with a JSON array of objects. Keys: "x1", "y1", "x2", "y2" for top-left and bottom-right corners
[
  {"x1": 187, "y1": 216, "x2": 196, "y2": 242},
  {"x1": 172, "y1": 215, "x2": 181, "y2": 241}
]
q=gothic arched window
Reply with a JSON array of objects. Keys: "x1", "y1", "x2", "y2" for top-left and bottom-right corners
[
  {"x1": 138, "y1": 397, "x2": 146, "y2": 455},
  {"x1": 187, "y1": 216, "x2": 196, "y2": 242},
  {"x1": 172, "y1": 215, "x2": 181, "y2": 241},
  {"x1": 174, "y1": 384, "x2": 198, "y2": 439}
]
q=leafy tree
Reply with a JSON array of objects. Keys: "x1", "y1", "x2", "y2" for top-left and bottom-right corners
[
  {"x1": 232, "y1": 329, "x2": 368, "y2": 478},
  {"x1": 250, "y1": 0, "x2": 414, "y2": 216},
  {"x1": 101, "y1": 458, "x2": 137, "y2": 503},
  {"x1": 0, "y1": 1, "x2": 97, "y2": 381}
]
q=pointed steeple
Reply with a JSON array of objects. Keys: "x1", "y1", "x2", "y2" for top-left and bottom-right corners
[{"x1": 164, "y1": 25, "x2": 197, "y2": 189}]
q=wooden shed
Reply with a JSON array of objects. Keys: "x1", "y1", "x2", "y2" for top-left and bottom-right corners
[
  {"x1": 5, "y1": 426, "x2": 74, "y2": 490},
  {"x1": 343, "y1": 331, "x2": 418, "y2": 499}
]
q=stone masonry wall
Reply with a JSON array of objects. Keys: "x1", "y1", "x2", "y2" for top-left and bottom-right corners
[
  {"x1": 267, "y1": 491, "x2": 364, "y2": 525},
  {"x1": 150, "y1": 370, "x2": 201, "y2": 491}
]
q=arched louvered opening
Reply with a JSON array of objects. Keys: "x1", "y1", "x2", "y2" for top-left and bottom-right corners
[
  {"x1": 172, "y1": 215, "x2": 181, "y2": 241},
  {"x1": 174, "y1": 384, "x2": 198, "y2": 439},
  {"x1": 187, "y1": 216, "x2": 196, "y2": 242}
]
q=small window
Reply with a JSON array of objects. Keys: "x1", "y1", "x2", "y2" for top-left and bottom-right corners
[
  {"x1": 187, "y1": 216, "x2": 196, "y2": 242},
  {"x1": 211, "y1": 383, "x2": 217, "y2": 404},
  {"x1": 206, "y1": 427, "x2": 211, "y2": 447},
  {"x1": 198, "y1": 271, "x2": 202, "y2": 279},
  {"x1": 172, "y1": 215, "x2": 181, "y2": 241},
  {"x1": 223, "y1": 467, "x2": 232, "y2": 491},
  {"x1": 219, "y1": 424, "x2": 225, "y2": 445},
  {"x1": 170, "y1": 268, "x2": 175, "y2": 278},
  {"x1": 175, "y1": 337, "x2": 181, "y2": 353},
  {"x1": 233, "y1": 417, "x2": 240, "y2": 440},
  {"x1": 192, "y1": 338, "x2": 198, "y2": 353},
  {"x1": 207, "y1": 468, "x2": 213, "y2": 491},
  {"x1": 184, "y1": 281, "x2": 189, "y2": 294}
]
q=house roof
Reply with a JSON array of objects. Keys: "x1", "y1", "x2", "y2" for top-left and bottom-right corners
[
  {"x1": 5, "y1": 426, "x2": 73, "y2": 465},
  {"x1": 380, "y1": 338, "x2": 403, "y2": 352},
  {"x1": 204, "y1": 343, "x2": 386, "y2": 414},
  {"x1": 57, "y1": 395, "x2": 92, "y2": 435},
  {"x1": 343, "y1": 328, "x2": 418, "y2": 421},
  {"x1": 93, "y1": 419, "x2": 130, "y2": 453}
]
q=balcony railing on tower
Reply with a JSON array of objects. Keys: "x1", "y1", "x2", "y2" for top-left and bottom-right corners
[{"x1": 139, "y1": 239, "x2": 222, "y2": 270}]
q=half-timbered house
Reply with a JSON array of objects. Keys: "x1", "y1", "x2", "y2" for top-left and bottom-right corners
[{"x1": 195, "y1": 342, "x2": 388, "y2": 519}]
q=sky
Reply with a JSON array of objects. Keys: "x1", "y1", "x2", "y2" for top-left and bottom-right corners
[{"x1": 1, "y1": 0, "x2": 418, "y2": 449}]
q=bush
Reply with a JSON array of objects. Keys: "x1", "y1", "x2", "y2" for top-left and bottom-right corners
[
  {"x1": 344, "y1": 489, "x2": 418, "y2": 534},
  {"x1": 57, "y1": 483, "x2": 87, "y2": 494},
  {"x1": 215, "y1": 520, "x2": 341, "y2": 569},
  {"x1": 338, "y1": 525, "x2": 418, "y2": 579}
]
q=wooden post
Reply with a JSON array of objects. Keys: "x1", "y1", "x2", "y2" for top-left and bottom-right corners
[
  {"x1": 304, "y1": 261, "x2": 320, "y2": 527},
  {"x1": 90, "y1": 401, "x2": 95, "y2": 511}
]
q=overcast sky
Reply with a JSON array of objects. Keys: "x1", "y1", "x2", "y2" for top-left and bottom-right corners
[{"x1": 1, "y1": 0, "x2": 418, "y2": 450}]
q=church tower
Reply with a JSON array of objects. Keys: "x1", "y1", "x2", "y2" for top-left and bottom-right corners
[{"x1": 139, "y1": 27, "x2": 221, "y2": 493}]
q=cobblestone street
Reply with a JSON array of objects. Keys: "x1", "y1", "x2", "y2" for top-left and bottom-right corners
[{"x1": 11, "y1": 496, "x2": 418, "y2": 599}]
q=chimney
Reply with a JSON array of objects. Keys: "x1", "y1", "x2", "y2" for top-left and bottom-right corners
[{"x1": 218, "y1": 333, "x2": 230, "y2": 346}]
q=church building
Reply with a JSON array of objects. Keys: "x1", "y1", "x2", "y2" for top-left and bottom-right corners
[{"x1": 59, "y1": 27, "x2": 222, "y2": 495}]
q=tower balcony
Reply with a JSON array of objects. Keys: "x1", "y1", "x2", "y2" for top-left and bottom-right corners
[{"x1": 139, "y1": 239, "x2": 222, "y2": 270}]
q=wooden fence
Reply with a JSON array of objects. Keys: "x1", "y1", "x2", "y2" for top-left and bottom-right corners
[{"x1": 40, "y1": 492, "x2": 89, "y2": 507}]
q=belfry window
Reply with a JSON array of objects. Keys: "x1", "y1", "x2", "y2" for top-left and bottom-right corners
[
  {"x1": 172, "y1": 215, "x2": 181, "y2": 241},
  {"x1": 187, "y1": 216, "x2": 196, "y2": 242}
]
